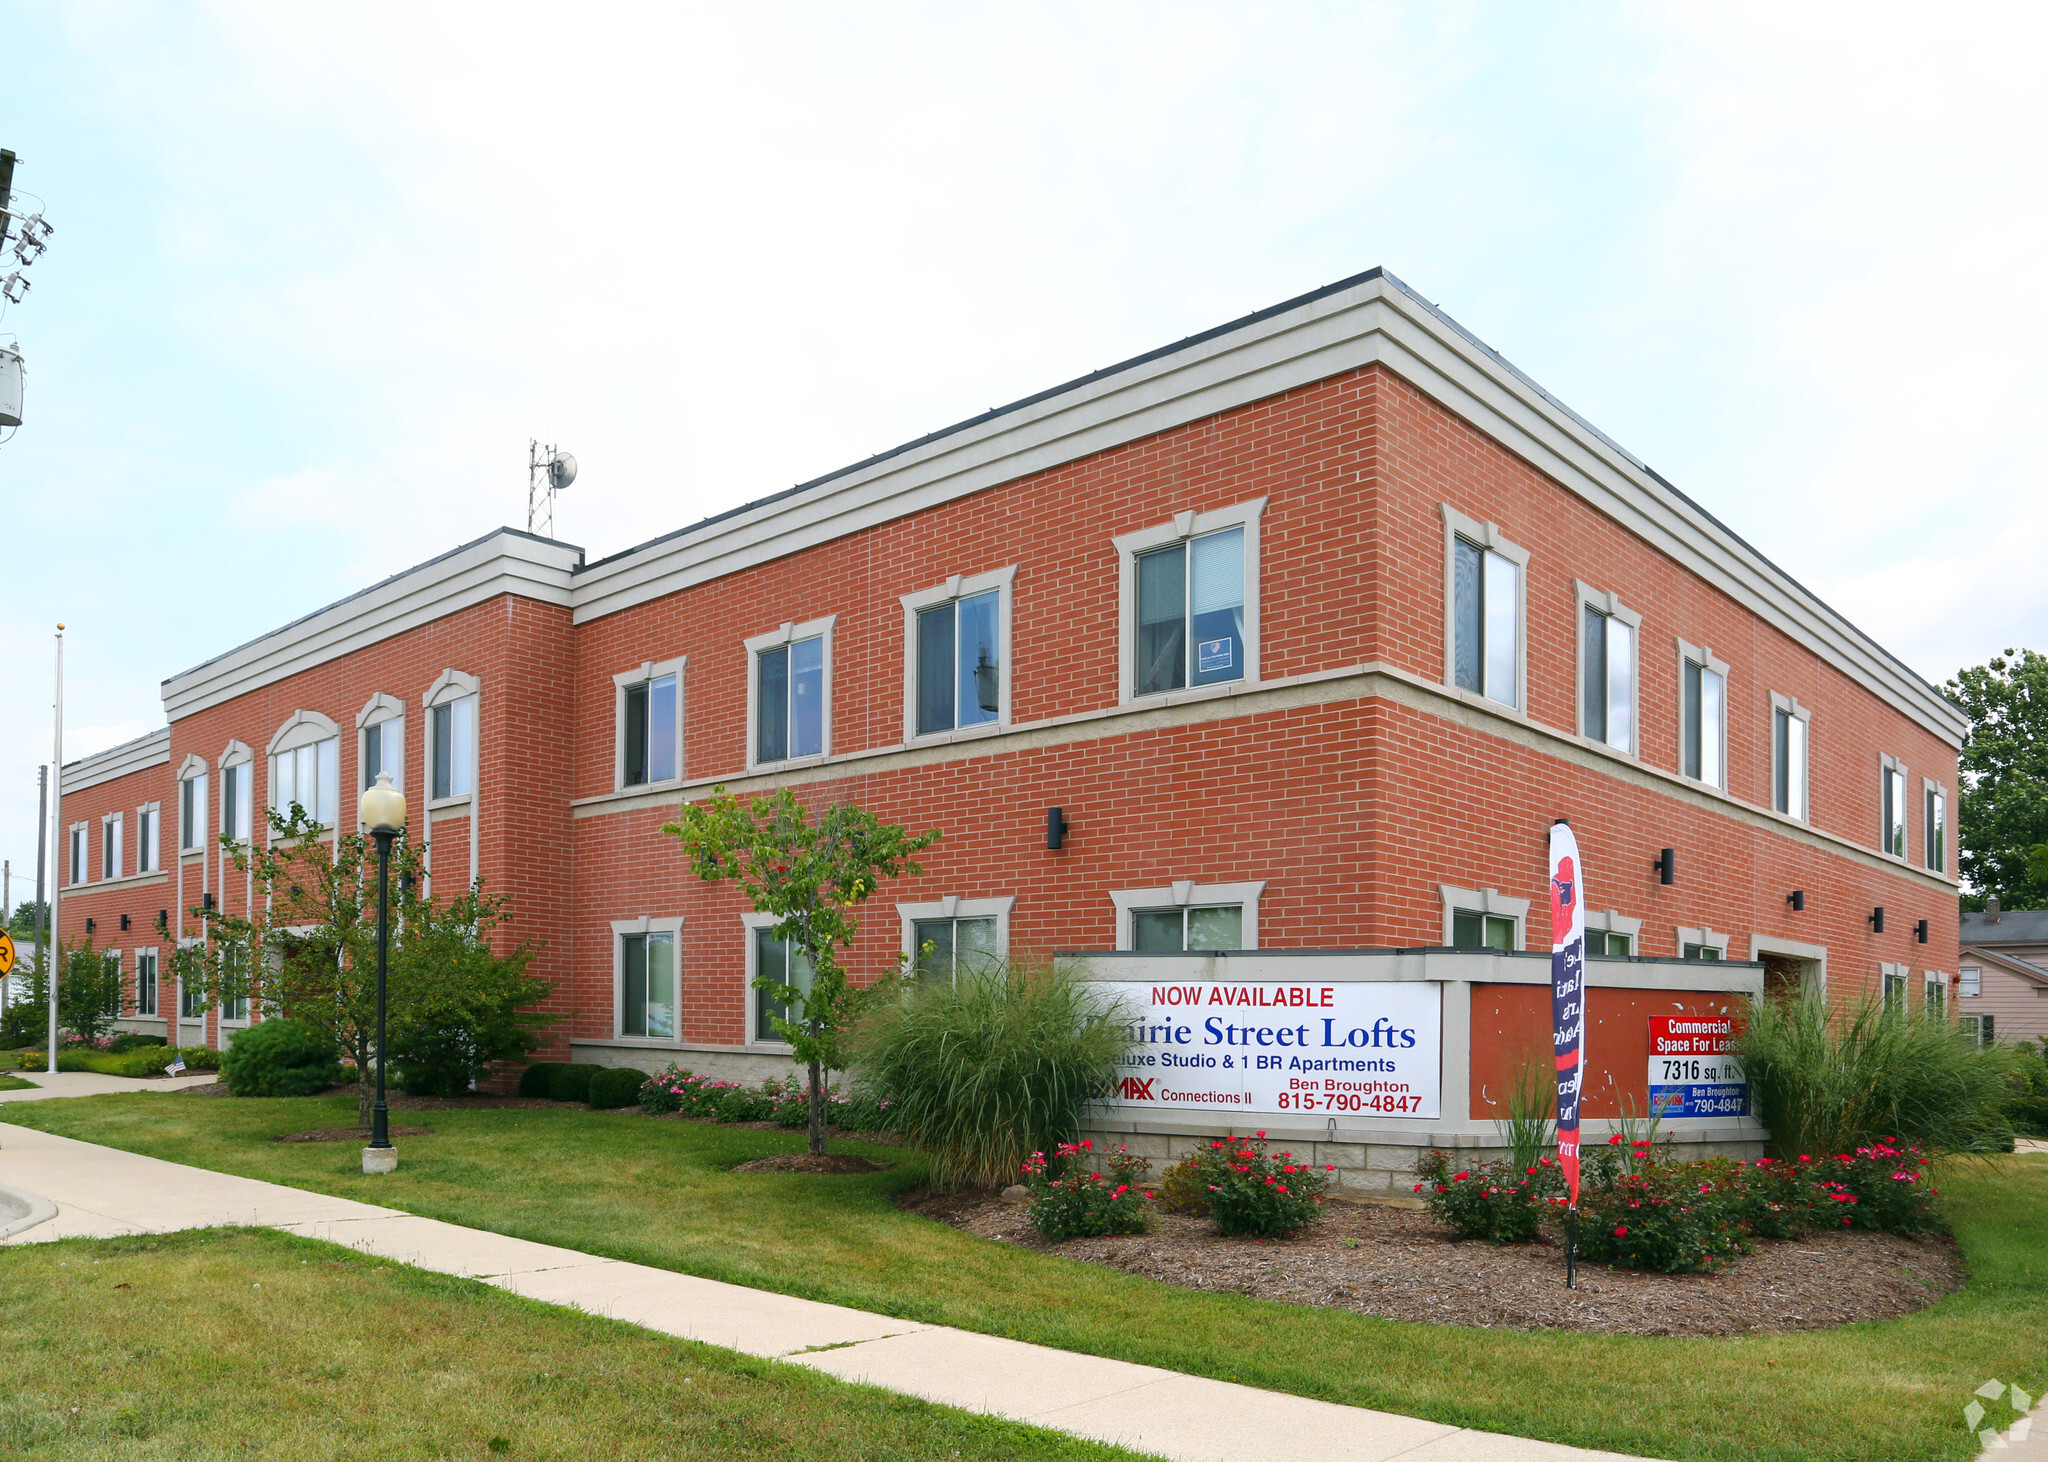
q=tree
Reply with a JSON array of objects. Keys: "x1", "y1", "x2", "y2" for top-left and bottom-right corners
[
  {"x1": 187, "y1": 804, "x2": 553, "y2": 1124},
  {"x1": 1945, "y1": 648, "x2": 2048, "y2": 911},
  {"x1": 56, "y1": 936, "x2": 124, "y2": 1044},
  {"x1": 8, "y1": 900, "x2": 48, "y2": 939},
  {"x1": 666, "y1": 788, "x2": 940, "y2": 1155}
]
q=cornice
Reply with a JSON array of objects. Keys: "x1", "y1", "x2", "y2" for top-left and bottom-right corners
[{"x1": 60, "y1": 729, "x2": 171, "y2": 795}]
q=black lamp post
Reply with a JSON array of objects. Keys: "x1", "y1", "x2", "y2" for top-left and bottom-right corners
[{"x1": 359, "y1": 770, "x2": 407, "y2": 1174}]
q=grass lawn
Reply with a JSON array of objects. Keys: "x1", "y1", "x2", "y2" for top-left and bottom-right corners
[
  {"x1": 0, "y1": 1073, "x2": 38, "y2": 1090},
  {"x1": 0, "y1": 1227, "x2": 1140, "y2": 1461},
  {"x1": 9, "y1": 1095, "x2": 2043, "y2": 1462}
]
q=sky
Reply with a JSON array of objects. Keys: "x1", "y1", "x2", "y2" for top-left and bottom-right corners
[{"x1": 0, "y1": 1, "x2": 2044, "y2": 888}]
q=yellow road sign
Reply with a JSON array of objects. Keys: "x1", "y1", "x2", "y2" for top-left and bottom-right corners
[{"x1": 0, "y1": 931, "x2": 15, "y2": 976}]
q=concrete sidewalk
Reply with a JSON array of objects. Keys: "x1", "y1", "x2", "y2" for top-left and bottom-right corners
[
  {"x1": 0, "y1": 1119, "x2": 1650, "y2": 1462},
  {"x1": 0, "y1": 1069, "x2": 221, "y2": 1102}
]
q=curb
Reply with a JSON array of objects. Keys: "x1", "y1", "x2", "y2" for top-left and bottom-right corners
[{"x1": 0, "y1": 1183, "x2": 58, "y2": 1240}]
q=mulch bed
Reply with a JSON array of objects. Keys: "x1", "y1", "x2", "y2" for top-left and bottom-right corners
[
  {"x1": 732, "y1": 1153, "x2": 889, "y2": 1175},
  {"x1": 275, "y1": 1125, "x2": 435, "y2": 1144},
  {"x1": 904, "y1": 1191, "x2": 1964, "y2": 1336}
]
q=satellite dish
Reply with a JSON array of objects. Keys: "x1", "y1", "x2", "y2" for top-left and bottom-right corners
[
  {"x1": 549, "y1": 452, "x2": 577, "y2": 491},
  {"x1": 0, "y1": 344, "x2": 23, "y2": 429}
]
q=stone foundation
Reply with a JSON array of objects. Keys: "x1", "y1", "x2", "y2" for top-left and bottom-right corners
[{"x1": 570, "y1": 1040, "x2": 807, "y2": 1087}]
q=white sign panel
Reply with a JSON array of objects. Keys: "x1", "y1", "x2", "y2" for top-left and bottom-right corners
[{"x1": 1096, "y1": 979, "x2": 1442, "y2": 1119}]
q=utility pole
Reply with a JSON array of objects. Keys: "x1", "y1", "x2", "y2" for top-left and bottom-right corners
[{"x1": 31, "y1": 768, "x2": 46, "y2": 1037}]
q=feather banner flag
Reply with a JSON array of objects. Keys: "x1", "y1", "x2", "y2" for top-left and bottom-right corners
[{"x1": 1548, "y1": 819, "x2": 1586, "y2": 1211}]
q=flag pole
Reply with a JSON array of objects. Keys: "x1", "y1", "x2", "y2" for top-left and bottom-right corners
[{"x1": 48, "y1": 623, "x2": 64, "y2": 1075}]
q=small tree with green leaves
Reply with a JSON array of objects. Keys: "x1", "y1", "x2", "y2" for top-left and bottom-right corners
[
  {"x1": 58, "y1": 936, "x2": 126, "y2": 1044},
  {"x1": 666, "y1": 787, "x2": 940, "y2": 1155}
]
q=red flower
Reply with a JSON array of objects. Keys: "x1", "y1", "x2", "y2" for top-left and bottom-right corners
[
  {"x1": 1614, "y1": 1225, "x2": 1629, "y2": 1237},
  {"x1": 1608, "y1": 1134, "x2": 1624, "y2": 1146},
  {"x1": 1526, "y1": 1166, "x2": 1539, "y2": 1175},
  {"x1": 1452, "y1": 1171, "x2": 1470, "y2": 1181}
]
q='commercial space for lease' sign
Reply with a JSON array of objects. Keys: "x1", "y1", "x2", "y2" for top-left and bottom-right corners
[
  {"x1": 1095, "y1": 981, "x2": 1443, "y2": 1120},
  {"x1": 1646, "y1": 1015, "x2": 1747, "y2": 1117}
]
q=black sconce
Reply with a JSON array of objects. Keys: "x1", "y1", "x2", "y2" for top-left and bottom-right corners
[
  {"x1": 1870, "y1": 906, "x2": 1885, "y2": 933},
  {"x1": 1046, "y1": 807, "x2": 1070, "y2": 851},
  {"x1": 85, "y1": 917, "x2": 96, "y2": 934},
  {"x1": 156, "y1": 909, "x2": 169, "y2": 931},
  {"x1": 1787, "y1": 890, "x2": 1805, "y2": 912},
  {"x1": 1915, "y1": 919, "x2": 1929, "y2": 944},
  {"x1": 202, "y1": 892, "x2": 216, "y2": 911},
  {"x1": 400, "y1": 871, "x2": 415, "y2": 900},
  {"x1": 1653, "y1": 848, "x2": 1676, "y2": 885},
  {"x1": 120, "y1": 913, "x2": 131, "y2": 931}
]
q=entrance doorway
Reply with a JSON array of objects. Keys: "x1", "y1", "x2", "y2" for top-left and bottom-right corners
[{"x1": 1762, "y1": 952, "x2": 1819, "y2": 1000}]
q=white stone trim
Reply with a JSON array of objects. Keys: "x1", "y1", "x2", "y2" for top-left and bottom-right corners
[
  {"x1": 1676, "y1": 925, "x2": 1732, "y2": 959},
  {"x1": 1879, "y1": 752, "x2": 1910, "y2": 863},
  {"x1": 1440, "y1": 504, "x2": 1530, "y2": 715},
  {"x1": 59, "y1": 728, "x2": 170, "y2": 795},
  {"x1": 1438, "y1": 883, "x2": 1533, "y2": 949},
  {"x1": 218, "y1": 740, "x2": 253, "y2": 767},
  {"x1": 895, "y1": 896, "x2": 1016, "y2": 965},
  {"x1": 1109, "y1": 880, "x2": 1266, "y2": 950},
  {"x1": 1584, "y1": 909, "x2": 1643, "y2": 940},
  {"x1": 176, "y1": 753, "x2": 208, "y2": 779},
  {"x1": 744, "y1": 615, "x2": 837, "y2": 770},
  {"x1": 1574, "y1": 580, "x2": 1642, "y2": 756},
  {"x1": 613, "y1": 655, "x2": 689, "y2": 793},
  {"x1": 1113, "y1": 499, "x2": 1266, "y2": 707},
  {"x1": 900, "y1": 566, "x2": 1018, "y2": 743},
  {"x1": 135, "y1": 801, "x2": 162, "y2": 875},
  {"x1": 1750, "y1": 932, "x2": 1829, "y2": 994},
  {"x1": 1675, "y1": 639, "x2": 1731, "y2": 791},
  {"x1": 356, "y1": 692, "x2": 404, "y2": 729},
  {"x1": 266, "y1": 709, "x2": 340, "y2": 755},
  {"x1": 101, "y1": 810, "x2": 124, "y2": 881},
  {"x1": 1769, "y1": 691, "x2": 1812, "y2": 822},
  {"x1": 609, "y1": 914, "x2": 686, "y2": 1046},
  {"x1": 423, "y1": 669, "x2": 481, "y2": 709}
]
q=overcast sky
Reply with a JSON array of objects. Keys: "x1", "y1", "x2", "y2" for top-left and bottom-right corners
[{"x1": 1, "y1": 2, "x2": 2043, "y2": 887}]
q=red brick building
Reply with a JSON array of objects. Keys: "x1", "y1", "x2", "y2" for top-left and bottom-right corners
[{"x1": 55, "y1": 269, "x2": 1962, "y2": 1180}]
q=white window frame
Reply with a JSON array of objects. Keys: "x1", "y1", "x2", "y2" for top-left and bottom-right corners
[
  {"x1": 613, "y1": 655, "x2": 689, "y2": 792},
  {"x1": 1959, "y1": 964, "x2": 1981, "y2": 998},
  {"x1": 101, "y1": 948, "x2": 124, "y2": 1018},
  {"x1": 357, "y1": 693, "x2": 406, "y2": 796},
  {"x1": 1114, "y1": 498, "x2": 1266, "y2": 707},
  {"x1": 1441, "y1": 504, "x2": 1530, "y2": 714},
  {"x1": 177, "y1": 754, "x2": 209, "y2": 853},
  {"x1": 1769, "y1": 692, "x2": 1812, "y2": 822},
  {"x1": 1676, "y1": 639, "x2": 1730, "y2": 791},
  {"x1": 1923, "y1": 968, "x2": 1948, "y2": 1017},
  {"x1": 135, "y1": 802, "x2": 161, "y2": 874},
  {"x1": 901, "y1": 566, "x2": 1017, "y2": 743},
  {"x1": 1922, "y1": 776, "x2": 1948, "y2": 873},
  {"x1": 68, "y1": 821, "x2": 87, "y2": 885},
  {"x1": 1438, "y1": 883, "x2": 1533, "y2": 950},
  {"x1": 424, "y1": 669, "x2": 481, "y2": 806},
  {"x1": 1109, "y1": 880, "x2": 1266, "y2": 951},
  {"x1": 219, "y1": 741, "x2": 254, "y2": 845},
  {"x1": 896, "y1": 895, "x2": 1015, "y2": 972},
  {"x1": 267, "y1": 710, "x2": 343, "y2": 830},
  {"x1": 609, "y1": 915, "x2": 686, "y2": 1045},
  {"x1": 1575, "y1": 581, "x2": 1642, "y2": 755},
  {"x1": 745, "y1": 616, "x2": 837, "y2": 770},
  {"x1": 1880, "y1": 961, "x2": 1911, "y2": 1013},
  {"x1": 1879, "y1": 753, "x2": 1909, "y2": 861},
  {"x1": 102, "y1": 811, "x2": 123, "y2": 881},
  {"x1": 741, "y1": 909, "x2": 810, "y2": 1047},
  {"x1": 1677, "y1": 925, "x2": 1732, "y2": 960},
  {"x1": 1584, "y1": 908, "x2": 1644, "y2": 957},
  {"x1": 134, "y1": 945, "x2": 160, "y2": 1018}
]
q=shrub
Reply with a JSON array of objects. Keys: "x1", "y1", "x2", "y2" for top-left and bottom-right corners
[
  {"x1": 847, "y1": 958, "x2": 1133, "y2": 1189},
  {"x1": 767, "y1": 1077, "x2": 812, "y2": 1128},
  {"x1": 1572, "y1": 1169, "x2": 1748, "y2": 1274},
  {"x1": 637, "y1": 1063, "x2": 693, "y2": 1114},
  {"x1": 547, "y1": 1064, "x2": 603, "y2": 1103},
  {"x1": 1736, "y1": 989, "x2": 2023, "y2": 1157},
  {"x1": 2009, "y1": 1051, "x2": 2048, "y2": 1137},
  {"x1": 1821, "y1": 1140, "x2": 1944, "y2": 1234},
  {"x1": 1698, "y1": 1155, "x2": 1824, "y2": 1240},
  {"x1": 1156, "y1": 1153, "x2": 1214, "y2": 1217},
  {"x1": 107, "y1": 1032, "x2": 167, "y2": 1054},
  {"x1": 1021, "y1": 1141, "x2": 1153, "y2": 1241},
  {"x1": 1200, "y1": 1133, "x2": 1334, "y2": 1238},
  {"x1": 174, "y1": 1045, "x2": 222, "y2": 1071},
  {"x1": 713, "y1": 1084, "x2": 774, "y2": 1123},
  {"x1": 829, "y1": 1087, "x2": 893, "y2": 1134},
  {"x1": 517, "y1": 1062, "x2": 565, "y2": 1099},
  {"x1": 219, "y1": 1019, "x2": 342, "y2": 1098},
  {"x1": 587, "y1": 1066, "x2": 646, "y2": 1110},
  {"x1": 1417, "y1": 1160, "x2": 1549, "y2": 1243}
]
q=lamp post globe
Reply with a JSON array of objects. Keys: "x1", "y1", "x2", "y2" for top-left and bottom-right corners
[{"x1": 359, "y1": 771, "x2": 407, "y2": 1174}]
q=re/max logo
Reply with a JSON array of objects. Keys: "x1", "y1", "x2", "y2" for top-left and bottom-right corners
[{"x1": 1118, "y1": 1076, "x2": 1157, "y2": 1101}]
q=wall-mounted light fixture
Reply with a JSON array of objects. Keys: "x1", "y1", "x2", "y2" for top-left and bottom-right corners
[
  {"x1": 1653, "y1": 848, "x2": 1676, "y2": 886},
  {"x1": 156, "y1": 909, "x2": 168, "y2": 931},
  {"x1": 1787, "y1": 890, "x2": 1805, "y2": 912},
  {"x1": 202, "y1": 893, "x2": 216, "y2": 911},
  {"x1": 1870, "y1": 906, "x2": 1885, "y2": 934},
  {"x1": 1915, "y1": 919, "x2": 1929, "y2": 944},
  {"x1": 120, "y1": 913, "x2": 131, "y2": 931},
  {"x1": 85, "y1": 917, "x2": 96, "y2": 934},
  {"x1": 1047, "y1": 807, "x2": 1069, "y2": 851}
]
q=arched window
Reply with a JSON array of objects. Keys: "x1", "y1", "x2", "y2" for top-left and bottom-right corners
[
  {"x1": 177, "y1": 754, "x2": 209, "y2": 853},
  {"x1": 357, "y1": 693, "x2": 405, "y2": 794},
  {"x1": 218, "y1": 741, "x2": 254, "y2": 845},
  {"x1": 267, "y1": 711, "x2": 341, "y2": 827},
  {"x1": 423, "y1": 670, "x2": 480, "y2": 801}
]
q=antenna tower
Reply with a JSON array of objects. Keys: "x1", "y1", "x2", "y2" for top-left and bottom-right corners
[{"x1": 527, "y1": 440, "x2": 576, "y2": 537}]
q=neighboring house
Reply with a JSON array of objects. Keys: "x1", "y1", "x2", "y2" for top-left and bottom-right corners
[{"x1": 1960, "y1": 905, "x2": 2048, "y2": 1046}]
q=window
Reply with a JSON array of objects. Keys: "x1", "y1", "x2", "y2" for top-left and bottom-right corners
[
  {"x1": 751, "y1": 924, "x2": 815, "y2": 1043},
  {"x1": 1771, "y1": 695, "x2": 1810, "y2": 821},
  {"x1": 221, "y1": 761, "x2": 252, "y2": 843},
  {"x1": 1683, "y1": 943, "x2": 1723, "y2": 962},
  {"x1": 912, "y1": 918, "x2": 999, "y2": 980},
  {"x1": 1115, "y1": 500, "x2": 1264, "y2": 704},
  {"x1": 103, "y1": 814, "x2": 123, "y2": 880},
  {"x1": 1882, "y1": 966, "x2": 1908, "y2": 1013},
  {"x1": 1677, "y1": 925, "x2": 1730, "y2": 961},
  {"x1": 1960, "y1": 1013, "x2": 1994, "y2": 1045},
  {"x1": 1880, "y1": 758, "x2": 1907, "y2": 858},
  {"x1": 136, "y1": 948, "x2": 158, "y2": 1017},
  {"x1": 907, "y1": 571, "x2": 1010, "y2": 736},
  {"x1": 101, "y1": 951, "x2": 123, "y2": 1018},
  {"x1": 136, "y1": 805, "x2": 159, "y2": 874},
  {"x1": 1924, "y1": 970, "x2": 1947, "y2": 1019},
  {"x1": 68, "y1": 823, "x2": 84, "y2": 885},
  {"x1": 748, "y1": 618, "x2": 833, "y2": 765},
  {"x1": 180, "y1": 771, "x2": 209, "y2": 851},
  {"x1": 1452, "y1": 537, "x2": 1521, "y2": 707},
  {"x1": 1578, "y1": 586, "x2": 1638, "y2": 752},
  {"x1": 1452, "y1": 910, "x2": 1518, "y2": 950},
  {"x1": 619, "y1": 930, "x2": 677, "y2": 1039},
  {"x1": 271, "y1": 737, "x2": 340, "y2": 824},
  {"x1": 431, "y1": 695, "x2": 477, "y2": 800},
  {"x1": 1587, "y1": 930, "x2": 1634, "y2": 957},
  {"x1": 617, "y1": 659, "x2": 685, "y2": 788},
  {"x1": 1679, "y1": 643, "x2": 1727, "y2": 788},
  {"x1": 180, "y1": 946, "x2": 205, "y2": 1019},
  {"x1": 1960, "y1": 965, "x2": 1982, "y2": 998},
  {"x1": 363, "y1": 716, "x2": 403, "y2": 792},
  {"x1": 1133, "y1": 905, "x2": 1243, "y2": 952},
  {"x1": 218, "y1": 943, "x2": 250, "y2": 1023},
  {"x1": 1925, "y1": 784, "x2": 1947, "y2": 872}
]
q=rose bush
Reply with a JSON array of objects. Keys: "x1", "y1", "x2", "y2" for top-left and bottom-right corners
[
  {"x1": 1198, "y1": 1133, "x2": 1334, "y2": 1238},
  {"x1": 1021, "y1": 1140, "x2": 1153, "y2": 1241},
  {"x1": 1415, "y1": 1155, "x2": 1552, "y2": 1243}
]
